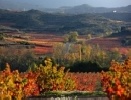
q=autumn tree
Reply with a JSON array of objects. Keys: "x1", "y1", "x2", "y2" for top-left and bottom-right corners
[
  {"x1": 53, "y1": 42, "x2": 123, "y2": 70},
  {"x1": 53, "y1": 43, "x2": 66, "y2": 64},
  {"x1": 64, "y1": 31, "x2": 79, "y2": 43},
  {"x1": 87, "y1": 34, "x2": 92, "y2": 39},
  {"x1": 63, "y1": 34, "x2": 69, "y2": 43},
  {"x1": 0, "y1": 33, "x2": 4, "y2": 40}
]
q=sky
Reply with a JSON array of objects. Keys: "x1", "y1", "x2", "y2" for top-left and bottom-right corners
[{"x1": 2, "y1": 0, "x2": 131, "y2": 8}]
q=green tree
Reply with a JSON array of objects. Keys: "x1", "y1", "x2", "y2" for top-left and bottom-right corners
[
  {"x1": 53, "y1": 43, "x2": 66, "y2": 64},
  {"x1": 0, "y1": 33, "x2": 4, "y2": 40},
  {"x1": 67, "y1": 31, "x2": 79, "y2": 42},
  {"x1": 81, "y1": 44, "x2": 92, "y2": 61},
  {"x1": 63, "y1": 34, "x2": 69, "y2": 43},
  {"x1": 87, "y1": 34, "x2": 92, "y2": 39}
]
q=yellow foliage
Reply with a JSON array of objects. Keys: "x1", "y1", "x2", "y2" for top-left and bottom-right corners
[{"x1": 37, "y1": 58, "x2": 76, "y2": 92}]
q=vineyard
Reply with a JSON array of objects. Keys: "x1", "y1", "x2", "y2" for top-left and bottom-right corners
[
  {"x1": 0, "y1": 4, "x2": 131, "y2": 100},
  {"x1": 3, "y1": 33, "x2": 130, "y2": 56},
  {"x1": 0, "y1": 57, "x2": 130, "y2": 100}
]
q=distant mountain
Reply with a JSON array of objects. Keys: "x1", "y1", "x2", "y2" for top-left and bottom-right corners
[
  {"x1": 0, "y1": 0, "x2": 131, "y2": 14},
  {"x1": 0, "y1": 9, "x2": 126, "y2": 34},
  {"x1": 60, "y1": 4, "x2": 111, "y2": 14},
  {"x1": 39, "y1": 4, "x2": 131, "y2": 14},
  {"x1": 55, "y1": 4, "x2": 131, "y2": 14}
]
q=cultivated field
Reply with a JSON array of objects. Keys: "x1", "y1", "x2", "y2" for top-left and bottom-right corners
[
  {"x1": 4, "y1": 33, "x2": 64, "y2": 55},
  {"x1": 2, "y1": 32, "x2": 131, "y2": 55},
  {"x1": 87, "y1": 37, "x2": 130, "y2": 54}
]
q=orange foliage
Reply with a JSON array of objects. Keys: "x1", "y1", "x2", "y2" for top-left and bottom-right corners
[
  {"x1": 0, "y1": 63, "x2": 39, "y2": 99},
  {"x1": 101, "y1": 58, "x2": 131, "y2": 99}
]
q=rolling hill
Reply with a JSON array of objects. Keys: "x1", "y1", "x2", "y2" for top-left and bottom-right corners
[{"x1": 0, "y1": 9, "x2": 126, "y2": 34}]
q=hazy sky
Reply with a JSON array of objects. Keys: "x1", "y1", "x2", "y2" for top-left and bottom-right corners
[{"x1": 2, "y1": 0, "x2": 131, "y2": 8}]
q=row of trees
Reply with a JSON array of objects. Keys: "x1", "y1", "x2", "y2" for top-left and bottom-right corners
[
  {"x1": 0, "y1": 35, "x2": 130, "y2": 72},
  {"x1": 0, "y1": 43, "x2": 130, "y2": 72},
  {"x1": 59, "y1": 31, "x2": 125, "y2": 71},
  {"x1": 52, "y1": 42, "x2": 125, "y2": 71}
]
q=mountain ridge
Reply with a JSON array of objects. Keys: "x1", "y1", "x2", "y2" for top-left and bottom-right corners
[
  {"x1": 0, "y1": 0, "x2": 131, "y2": 14},
  {"x1": 57, "y1": 4, "x2": 131, "y2": 14}
]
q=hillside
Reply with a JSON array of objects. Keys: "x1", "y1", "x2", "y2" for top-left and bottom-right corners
[
  {"x1": 99, "y1": 13, "x2": 131, "y2": 22},
  {"x1": 0, "y1": 9, "x2": 125, "y2": 34}
]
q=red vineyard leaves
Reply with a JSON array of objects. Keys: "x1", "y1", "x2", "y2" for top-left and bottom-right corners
[
  {"x1": 0, "y1": 63, "x2": 40, "y2": 99},
  {"x1": 68, "y1": 72, "x2": 101, "y2": 91},
  {"x1": 101, "y1": 58, "x2": 131, "y2": 99}
]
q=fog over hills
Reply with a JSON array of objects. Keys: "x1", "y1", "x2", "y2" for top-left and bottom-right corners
[
  {"x1": 57, "y1": 4, "x2": 131, "y2": 14},
  {"x1": 0, "y1": 0, "x2": 131, "y2": 14},
  {"x1": 0, "y1": 0, "x2": 39, "y2": 11}
]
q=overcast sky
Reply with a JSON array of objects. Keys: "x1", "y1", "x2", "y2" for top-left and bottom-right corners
[{"x1": 2, "y1": 0, "x2": 131, "y2": 8}]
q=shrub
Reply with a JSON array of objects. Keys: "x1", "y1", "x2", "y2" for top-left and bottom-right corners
[
  {"x1": 37, "y1": 58, "x2": 76, "y2": 93},
  {"x1": 0, "y1": 63, "x2": 39, "y2": 99},
  {"x1": 101, "y1": 58, "x2": 131, "y2": 99}
]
